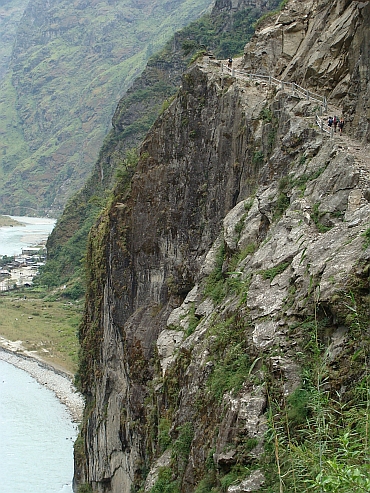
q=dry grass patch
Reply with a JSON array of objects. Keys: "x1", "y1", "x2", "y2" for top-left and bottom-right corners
[{"x1": 0, "y1": 215, "x2": 24, "y2": 227}]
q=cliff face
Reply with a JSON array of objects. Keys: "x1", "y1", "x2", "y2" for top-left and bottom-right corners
[
  {"x1": 243, "y1": 0, "x2": 370, "y2": 141},
  {"x1": 77, "y1": 1, "x2": 370, "y2": 492},
  {"x1": 46, "y1": 0, "x2": 281, "y2": 288}
]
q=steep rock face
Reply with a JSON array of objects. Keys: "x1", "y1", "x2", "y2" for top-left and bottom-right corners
[
  {"x1": 243, "y1": 0, "x2": 370, "y2": 141},
  {"x1": 47, "y1": 0, "x2": 279, "y2": 275},
  {"x1": 46, "y1": 0, "x2": 281, "y2": 283},
  {"x1": 78, "y1": 60, "x2": 270, "y2": 492},
  {"x1": 77, "y1": 3, "x2": 370, "y2": 493}
]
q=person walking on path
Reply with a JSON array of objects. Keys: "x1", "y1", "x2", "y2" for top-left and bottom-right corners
[
  {"x1": 328, "y1": 116, "x2": 333, "y2": 128},
  {"x1": 228, "y1": 57, "x2": 233, "y2": 69},
  {"x1": 338, "y1": 118, "x2": 345, "y2": 134},
  {"x1": 333, "y1": 115, "x2": 338, "y2": 133}
]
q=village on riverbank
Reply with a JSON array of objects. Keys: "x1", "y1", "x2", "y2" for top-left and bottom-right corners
[
  {"x1": 0, "y1": 245, "x2": 47, "y2": 292},
  {"x1": 0, "y1": 215, "x2": 49, "y2": 292}
]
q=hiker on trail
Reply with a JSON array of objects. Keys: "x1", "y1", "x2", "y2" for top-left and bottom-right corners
[
  {"x1": 328, "y1": 116, "x2": 333, "y2": 128},
  {"x1": 338, "y1": 118, "x2": 345, "y2": 134},
  {"x1": 333, "y1": 115, "x2": 338, "y2": 132},
  {"x1": 228, "y1": 57, "x2": 233, "y2": 69}
]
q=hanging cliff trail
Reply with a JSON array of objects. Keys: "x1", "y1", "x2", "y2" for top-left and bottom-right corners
[
  {"x1": 76, "y1": 52, "x2": 370, "y2": 493},
  {"x1": 202, "y1": 55, "x2": 370, "y2": 196}
]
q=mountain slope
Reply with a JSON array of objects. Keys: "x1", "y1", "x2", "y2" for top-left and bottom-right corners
[
  {"x1": 0, "y1": 0, "x2": 28, "y2": 80},
  {"x1": 0, "y1": 0, "x2": 213, "y2": 215},
  {"x1": 43, "y1": 0, "x2": 282, "y2": 293}
]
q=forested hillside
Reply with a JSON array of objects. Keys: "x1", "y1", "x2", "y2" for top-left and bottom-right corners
[{"x1": 0, "y1": 0, "x2": 213, "y2": 216}]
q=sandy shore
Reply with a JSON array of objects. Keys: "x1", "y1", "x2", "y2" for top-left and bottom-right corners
[{"x1": 0, "y1": 340, "x2": 84, "y2": 423}]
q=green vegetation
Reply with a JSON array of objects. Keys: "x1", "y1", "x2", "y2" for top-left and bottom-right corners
[
  {"x1": 0, "y1": 255, "x2": 14, "y2": 268},
  {"x1": 234, "y1": 214, "x2": 247, "y2": 237},
  {"x1": 208, "y1": 341, "x2": 251, "y2": 401},
  {"x1": 273, "y1": 192, "x2": 290, "y2": 221},
  {"x1": 220, "y1": 464, "x2": 251, "y2": 491},
  {"x1": 204, "y1": 243, "x2": 226, "y2": 304},
  {"x1": 272, "y1": 167, "x2": 328, "y2": 222},
  {"x1": 38, "y1": 147, "x2": 139, "y2": 293},
  {"x1": 185, "y1": 304, "x2": 201, "y2": 337},
  {"x1": 259, "y1": 106, "x2": 273, "y2": 123},
  {"x1": 173, "y1": 422, "x2": 194, "y2": 463},
  {"x1": 77, "y1": 485, "x2": 93, "y2": 493},
  {"x1": 253, "y1": 150, "x2": 264, "y2": 165},
  {"x1": 180, "y1": 7, "x2": 268, "y2": 60},
  {"x1": 203, "y1": 239, "x2": 256, "y2": 305},
  {"x1": 207, "y1": 316, "x2": 251, "y2": 401},
  {"x1": 158, "y1": 417, "x2": 172, "y2": 453},
  {"x1": 260, "y1": 261, "x2": 290, "y2": 281},
  {"x1": 0, "y1": 289, "x2": 82, "y2": 373},
  {"x1": 292, "y1": 166, "x2": 324, "y2": 194},
  {"x1": 255, "y1": 0, "x2": 290, "y2": 29},
  {"x1": 148, "y1": 422, "x2": 193, "y2": 492},
  {"x1": 150, "y1": 467, "x2": 180, "y2": 493},
  {"x1": 263, "y1": 296, "x2": 370, "y2": 493},
  {"x1": 362, "y1": 227, "x2": 370, "y2": 249},
  {"x1": 76, "y1": 207, "x2": 110, "y2": 393},
  {"x1": 311, "y1": 202, "x2": 332, "y2": 233}
]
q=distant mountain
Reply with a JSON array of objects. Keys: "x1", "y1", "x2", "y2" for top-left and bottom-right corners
[{"x1": 0, "y1": 0, "x2": 213, "y2": 216}]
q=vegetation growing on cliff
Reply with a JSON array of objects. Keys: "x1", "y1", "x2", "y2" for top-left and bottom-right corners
[
  {"x1": 143, "y1": 244, "x2": 370, "y2": 493},
  {"x1": 71, "y1": 1, "x2": 370, "y2": 492},
  {"x1": 263, "y1": 286, "x2": 370, "y2": 492}
]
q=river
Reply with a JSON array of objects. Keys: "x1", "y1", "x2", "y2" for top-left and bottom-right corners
[
  {"x1": 0, "y1": 359, "x2": 78, "y2": 493},
  {"x1": 0, "y1": 216, "x2": 79, "y2": 493},
  {"x1": 0, "y1": 215, "x2": 56, "y2": 256}
]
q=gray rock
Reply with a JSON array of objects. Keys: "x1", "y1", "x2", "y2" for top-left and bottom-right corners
[{"x1": 228, "y1": 470, "x2": 265, "y2": 493}]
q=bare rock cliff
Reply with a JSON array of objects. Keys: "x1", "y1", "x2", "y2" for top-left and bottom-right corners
[
  {"x1": 243, "y1": 0, "x2": 370, "y2": 141},
  {"x1": 76, "y1": 2, "x2": 370, "y2": 492}
]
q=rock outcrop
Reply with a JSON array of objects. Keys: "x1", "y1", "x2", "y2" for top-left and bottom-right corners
[
  {"x1": 76, "y1": 1, "x2": 370, "y2": 492},
  {"x1": 243, "y1": 0, "x2": 370, "y2": 141}
]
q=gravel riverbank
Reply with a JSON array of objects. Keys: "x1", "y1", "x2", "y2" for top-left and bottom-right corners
[{"x1": 0, "y1": 342, "x2": 84, "y2": 422}]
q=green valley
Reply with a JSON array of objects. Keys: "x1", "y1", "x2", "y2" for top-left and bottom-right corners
[{"x1": 0, "y1": 0, "x2": 214, "y2": 216}]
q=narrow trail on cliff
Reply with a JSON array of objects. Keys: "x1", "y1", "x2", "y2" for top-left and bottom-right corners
[{"x1": 203, "y1": 56, "x2": 370, "y2": 197}]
